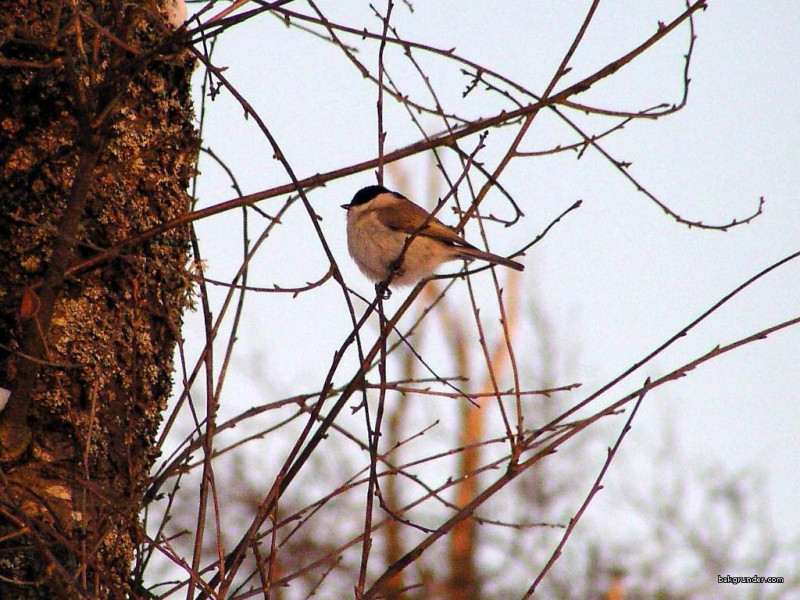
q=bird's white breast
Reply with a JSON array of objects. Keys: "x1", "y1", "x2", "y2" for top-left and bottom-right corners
[{"x1": 346, "y1": 205, "x2": 453, "y2": 285}]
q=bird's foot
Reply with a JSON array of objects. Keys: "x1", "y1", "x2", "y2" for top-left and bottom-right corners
[{"x1": 375, "y1": 282, "x2": 392, "y2": 300}]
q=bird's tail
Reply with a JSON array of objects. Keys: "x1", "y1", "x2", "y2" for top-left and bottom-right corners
[{"x1": 458, "y1": 246, "x2": 524, "y2": 271}]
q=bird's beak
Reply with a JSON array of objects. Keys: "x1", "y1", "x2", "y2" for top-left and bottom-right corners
[{"x1": 340, "y1": 203, "x2": 351, "y2": 210}]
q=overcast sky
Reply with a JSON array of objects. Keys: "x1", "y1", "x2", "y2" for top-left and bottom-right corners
[{"x1": 184, "y1": 0, "x2": 799, "y2": 567}]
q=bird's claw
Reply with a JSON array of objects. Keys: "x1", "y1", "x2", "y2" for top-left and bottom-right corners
[{"x1": 375, "y1": 282, "x2": 392, "y2": 300}]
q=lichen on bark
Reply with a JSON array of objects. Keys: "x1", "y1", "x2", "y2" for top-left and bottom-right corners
[{"x1": 0, "y1": 1, "x2": 198, "y2": 596}]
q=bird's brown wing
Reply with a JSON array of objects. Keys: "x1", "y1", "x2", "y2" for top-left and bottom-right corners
[{"x1": 375, "y1": 200, "x2": 471, "y2": 248}]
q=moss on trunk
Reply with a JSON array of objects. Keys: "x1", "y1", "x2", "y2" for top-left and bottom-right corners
[{"x1": 0, "y1": 2, "x2": 197, "y2": 596}]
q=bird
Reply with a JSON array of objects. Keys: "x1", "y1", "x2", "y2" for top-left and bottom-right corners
[{"x1": 341, "y1": 185, "x2": 524, "y2": 288}]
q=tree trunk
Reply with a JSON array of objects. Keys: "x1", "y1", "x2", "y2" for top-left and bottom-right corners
[{"x1": 0, "y1": 1, "x2": 197, "y2": 597}]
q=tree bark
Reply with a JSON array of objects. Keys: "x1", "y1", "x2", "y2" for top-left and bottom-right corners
[{"x1": 0, "y1": 1, "x2": 197, "y2": 597}]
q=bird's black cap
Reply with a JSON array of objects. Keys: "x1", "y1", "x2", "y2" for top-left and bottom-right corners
[{"x1": 342, "y1": 185, "x2": 390, "y2": 210}]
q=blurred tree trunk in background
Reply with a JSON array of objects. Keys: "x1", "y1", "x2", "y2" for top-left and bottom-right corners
[{"x1": 0, "y1": 1, "x2": 196, "y2": 597}]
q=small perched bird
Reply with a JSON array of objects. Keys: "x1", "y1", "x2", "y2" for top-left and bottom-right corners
[{"x1": 342, "y1": 185, "x2": 524, "y2": 287}]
